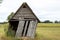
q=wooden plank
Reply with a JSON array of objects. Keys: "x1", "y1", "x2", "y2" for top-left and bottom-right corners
[
  {"x1": 23, "y1": 21, "x2": 28, "y2": 36},
  {"x1": 15, "y1": 21, "x2": 25, "y2": 37},
  {"x1": 27, "y1": 20, "x2": 37, "y2": 38}
]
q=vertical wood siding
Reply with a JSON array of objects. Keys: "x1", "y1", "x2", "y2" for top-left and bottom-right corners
[{"x1": 15, "y1": 21, "x2": 25, "y2": 37}]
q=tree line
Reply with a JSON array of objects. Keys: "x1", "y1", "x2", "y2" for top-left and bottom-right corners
[{"x1": 40, "y1": 20, "x2": 60, "y2": 23}]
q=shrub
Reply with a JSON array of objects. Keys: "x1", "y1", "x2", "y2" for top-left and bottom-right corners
[{"x1": 6, "y1": 29, "x2": 15, "y2": 37}]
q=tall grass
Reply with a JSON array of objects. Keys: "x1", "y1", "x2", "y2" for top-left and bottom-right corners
[
  {"x1": 0, "y1": 23, "x2": 60, "y2": 40},
  {"x1": 35, "y1": 23, "x2": 60, "y2": 40}
]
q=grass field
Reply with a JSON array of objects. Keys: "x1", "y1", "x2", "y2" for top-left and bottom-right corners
[
  {"x1": 35, "y1": 23, "x2": 60, "y2": 40},
  {"x1": 0, "y1": 23, "x2": 8, "y2": 40},
  {"x1": 0, "y1": 23, "x2": 60, "y2": 40}
]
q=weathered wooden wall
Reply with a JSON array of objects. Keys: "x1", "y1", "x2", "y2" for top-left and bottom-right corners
[
  {"x1": 15, "y1": 20, "x2": 37, "y2": 38},
  {"x1": 27, "y1": 20, "x2": 37, "y2": 38},
  {"x1": 12, "y1": 7, "x2": 36, "y2": 20},
  {"x1": 15, "y1": 21, "x2": 25, "y2": 37}
]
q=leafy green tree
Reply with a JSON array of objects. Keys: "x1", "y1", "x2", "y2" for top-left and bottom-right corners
[
  {"x1": 7, "y1": 12, "x2": 14, "y2": 21},
  {"x1": 55, "y1": 20, "x2": 58, "y2": 23},
  {"x1": 43, "y1": 20, "x2": 53, "y2": 23}
]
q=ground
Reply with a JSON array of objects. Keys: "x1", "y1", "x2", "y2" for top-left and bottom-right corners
[{"x1": 0, "y1": 23, "x2": 60, "y2": 40}]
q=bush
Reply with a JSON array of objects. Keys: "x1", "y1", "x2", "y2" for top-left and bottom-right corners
[{"x1": 6, "y1": 29, "x2": 15, "y2": 37}]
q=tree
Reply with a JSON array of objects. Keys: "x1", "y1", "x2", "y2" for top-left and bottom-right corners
[
  {"x1": 7, "y1": 12, "x2": 14, "y2": 21},
  {"x1": 43, "y1": 20, "x2": 53, "y2": 23},
  {"x1": 54, "y1": 20, "x2": 58, "y2": 23}
]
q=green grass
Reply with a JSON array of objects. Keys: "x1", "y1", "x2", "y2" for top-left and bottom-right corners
[
  {"x1": 35, "y1": 23, "x2": 60, "y2": 40},
  {"x1": 0, "y1": 23, "x2": 8, "y2": 36},
  {"x1": 0, "y1": 23, "x2": 60, "y2": 40},
  {"x1": 38, "y1": 23, "x2": 60, "y2": 27},
  {"x1": 0, "y1": 23, "x2": 20, "y2": 40}
]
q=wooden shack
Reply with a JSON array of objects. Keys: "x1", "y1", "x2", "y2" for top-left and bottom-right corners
[{"x1": 9, "y1": 2, "x2": 40, "y2": 38}]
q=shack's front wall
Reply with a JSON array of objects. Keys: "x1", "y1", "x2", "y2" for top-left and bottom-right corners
[
  {"x1": 15, "y1": 20, "x2": 37, "y2": 38},
  {"x1": 27, "y1": 20, "x2": 37, "y2": 38},
  {"x1": 15, "y1": 21, "x2": 25, "y2": 37}
]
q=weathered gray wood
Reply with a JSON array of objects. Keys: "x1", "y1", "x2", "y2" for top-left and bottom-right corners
[
  {"x1": 12, "y1": 3, "x2": 37, "y2": 20},
  {"x1": 15, "y1": 21, "x2": 25, "y2": 37},
  {"x1": 9, "y1": 2, "x2": 40, "y2": 38},
  {"x1": 27, "y1": 20, "x2": 37, "y2": 38},
  {"x1": 23, "y1": 21, "x2": 28, "y2": 36}
]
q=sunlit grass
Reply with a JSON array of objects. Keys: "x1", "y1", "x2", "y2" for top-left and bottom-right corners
[
  {"x1": 36, "y1": 23, "x2": 60, "y2": 40},
  {"x1": 0, "y1": 23, "x2": 60, "y2": 40},
  {"x1": 38, "y1": 23, "x2": 60, "y2": 27}
]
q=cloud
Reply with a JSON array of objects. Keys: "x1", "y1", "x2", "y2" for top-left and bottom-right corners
[{"x1": 0, "y1": 0, "x2": 60, "y2": 22}]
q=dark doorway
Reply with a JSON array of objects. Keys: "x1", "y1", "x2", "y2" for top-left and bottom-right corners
[{"x1": 9, "y1": 20, "x2": 19, "y2": 33}]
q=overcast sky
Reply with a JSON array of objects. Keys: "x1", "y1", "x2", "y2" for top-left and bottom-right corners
[{"x1": 0, "y1": 0, "x2": 60, "y2": 22}]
